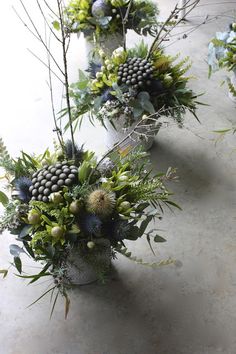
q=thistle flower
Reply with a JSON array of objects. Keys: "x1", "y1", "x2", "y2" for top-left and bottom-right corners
[
  {"x1": 87, "y1": 61, "x2": 102, "y2": 79},
  {"x1": 104, "y1": 219, "x2": 130, "y2": 240},
  {"x1": 65, "y1": 140, "x2": 84, "y2": 165},
  {"x1": 101, "y1": 88, "x2": 114, "y2": 103},
  {"x1": 98, "y1": 157, "x2": 115, "y2": 177},
  {"x1": 79, "y1": 213, "x2": 102, "y2": 236},
  {"x1": 14, "y1": 177, "x2": 32, "y2": 202},
  {"x1": 86, "y1": 189, "x2": 116, "y2": 217}
]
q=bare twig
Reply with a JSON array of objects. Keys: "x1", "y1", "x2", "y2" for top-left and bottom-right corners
[
  {"x1": 120, "y1": 0, "x2": 133, "y2": 51},
  {"x1": 36, "y1": 0, "x2": 62, "y2": 43},
  {"x1": 16, "y1": 0, "x2": 65, "y2": 77},
  {"x1": 146, "y1": 0, "x2": 200, "y2": 59},
  {"x1": 27, "y1": 48, "x2": 64, "y2": 84},
  {"x1": 57, "y1": 0, "x2": 75, "y2": 157}
]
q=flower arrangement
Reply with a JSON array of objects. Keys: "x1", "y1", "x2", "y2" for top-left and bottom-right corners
[
  {"x1": 69, "y1": 42, "x2": 200, "y2": 131},
  {"x1": 208, "y1": 22, "x2": 236, "y2": 98},
  {"x1": 64, "y1": 0, "x2": 159, "y2": 41},
  {"x1": 0, "y1": 137, "x2": 178, "y2": 316}
]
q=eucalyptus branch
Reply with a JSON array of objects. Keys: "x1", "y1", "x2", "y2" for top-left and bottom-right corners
[
  {"x1": 146, "y1": 0, "x2": 200, "y2": 59},
  {"x1": 57, "y1": 0, "x2": 75, "y2": 158}
]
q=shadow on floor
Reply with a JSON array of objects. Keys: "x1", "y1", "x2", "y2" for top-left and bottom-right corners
[
  {"x1": 149, "y1": 137, "x2": 228, "y2": 199},
  {"x1": 67, "y1": 266, "x2": 226, "y2": 354}
]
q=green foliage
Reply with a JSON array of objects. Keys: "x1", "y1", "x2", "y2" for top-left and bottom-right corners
[{"x1": 64, "y1": 0, "x2": 159, "y2": 40}]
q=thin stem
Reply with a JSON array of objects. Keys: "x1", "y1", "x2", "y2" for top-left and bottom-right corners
[
  {"x1": 57, "y1": 0, "x2": 75, "y2": 157},
  {"x1": 36, "y1": 0, "x2": 62, "y2": 43},
  {"x1": 27, "y1": 48, "x2": 64, "y2": 84},
  {"x1": 17, "y1": 0, "x2": 65, "y2": 77},
  {"x1": 46, "y1": 32, "x2": 64, "y2": 150},
  {"x1": 121, "y1": 0, "x2": 133, "y2": 51},
  {"x1": 146, "y1": 0, "x2": 200, "y2": 59}
]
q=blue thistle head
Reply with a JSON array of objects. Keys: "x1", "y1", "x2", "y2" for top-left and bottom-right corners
[
  {"x1": 65, "y1": 140, "x2": 84, "y2": 165},
  {"x1": 14, "y1": 177, "x2": 32, "y2": 202},
  {"x1": 101, "y1": 88, "x2": 114, "y2": 103},
  {"x1": 104, "y1": 219, "x2": 131, "y2": 241},
  {"x1": 80, "y1": 213, "x2": 102, "y2": 236}
]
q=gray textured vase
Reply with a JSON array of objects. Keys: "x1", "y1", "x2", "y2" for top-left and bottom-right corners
[{"x1": 65, "y1": 246, "x2": 111, "y2": 285}]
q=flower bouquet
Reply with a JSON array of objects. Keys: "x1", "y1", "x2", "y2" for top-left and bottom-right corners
[
  {"x1": 208, "y1": 22, "x2": 236, "y2": 102},
  {"x1": 69, "y1": 42, "x2": 200, "y2": 149},
  {"x1": 0, "y1": 137, "x2": 178, "y2": 316},
  {"x1": 63, "y1": 0, "x2": 159, "y2": 54}
]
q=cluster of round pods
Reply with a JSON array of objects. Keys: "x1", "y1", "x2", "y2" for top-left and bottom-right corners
[
  {"x1": 117, "y1": 57, "x2": 155, "y2": 89},
  {"x1": 29, "y1": 162, "x2": 78, "y2": 203}
]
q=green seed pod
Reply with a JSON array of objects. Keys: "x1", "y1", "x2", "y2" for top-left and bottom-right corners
[
  {"x1": 51, "y1": 226, "x2": 64, "y2": 238},
  {"x1": 87, "y1": 241, "x2": 95, "y2": 249},
  {"x1": 69, "y1": 200, "x2": 83, "y2": 215},
  {"x1": 28, "y1": 210, "x2": 41, "y2": 225},
  {"x1": 119, "y1": 201, "x2": 131, "y2": 211},
  {"x1": 50, "y1": 192, "x2": 63, "y2": 204}
]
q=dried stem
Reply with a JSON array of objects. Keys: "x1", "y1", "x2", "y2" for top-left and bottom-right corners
[
  {"x1": 146, "y1": 0, "x2": 200, "y2": 59},
  {"x1": 57, "y1": 0, "x2": 75, "y2": 157},
  {"x1": 121, "y1": 0, "x2": 133, "y2": 51},
  {"x1": 46, "y1": 32, "x2": 64, "y2": 150}
]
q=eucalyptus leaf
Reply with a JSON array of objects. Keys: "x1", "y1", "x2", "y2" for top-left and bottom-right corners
[
  {"x1": 19, "y1": 225, "x2": 32, "y2": 239},
  {"x1": 9, "y1": 244, "x2": 25, "y2": 257}
]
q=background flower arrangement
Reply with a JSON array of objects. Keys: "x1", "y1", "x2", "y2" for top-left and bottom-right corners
[
  {"x1": 64, "y1": 0, "x2": 159, "y2": 41},
  {"x1": 208, "y1": 22, "x2": 236, "y2": 99},
  {"x1": 69, "y1": 41, "x2": 200, "y2": 134}
]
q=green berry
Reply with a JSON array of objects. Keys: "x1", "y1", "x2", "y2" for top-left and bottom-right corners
[
  {"x1": 119, "y1": 201, "x2": 131, "y2": 211},
  {"x1": 50, "y1": 192, "x2": 63, "y2": 204},
  {"x1": 87, "y1": 241, "x2": 95, "y2": 249},
  {"x1": 51, "y1": 226, "x2": 64, "y2": 238},
  {"x1": 69, "y1": 200, "x2": 83, "y2": 215},
  {"x1": 28, "y1": 211, "x2": 41, "y2": 225}
]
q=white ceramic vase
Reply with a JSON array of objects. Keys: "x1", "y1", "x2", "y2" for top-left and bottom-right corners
[
  {"x1": 78, "y1": 32, "x2": 123, "y2": 62},
  {"x1": 228, "y1": 70, "x2": 236, "y2": 103},
  {"x1": 104, "y1": 116, "x2": 161, "y2": 151},
  {"x1": 65, "y1": 245, "x2": 111, "y2": 285}
]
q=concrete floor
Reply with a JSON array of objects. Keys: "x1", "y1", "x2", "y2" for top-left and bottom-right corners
[{"x1": 1, "y1": 0, "x2": 236, "y2": 353}]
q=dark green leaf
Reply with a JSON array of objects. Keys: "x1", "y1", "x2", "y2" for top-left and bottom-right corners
[
  {"x1": 0, "y1": 191, "x2": 8, "y2": 206},
  {"x1": 154, "y1": 235, "x2": 166, "y2": 243},
  {"x1": 10, "y1": 244, "x2": 25, "y2": 256},
  {"x1": 14, "y1": 256, "x2": 22, "y2": 273}
]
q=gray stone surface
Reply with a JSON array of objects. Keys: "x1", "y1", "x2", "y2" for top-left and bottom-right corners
[{"x1": 1, "y1": 1, "x2": 236, "y2": 353}]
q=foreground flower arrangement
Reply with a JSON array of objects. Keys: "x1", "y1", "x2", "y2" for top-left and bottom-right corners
[
  {"x1": 0, "y1": 138, "x2": 178, "y2": 315},
  {"x1": 70, "y1": 42, "x2": 200, "y2": 133},
  {"x1": 64, "y1": 0, "x2": 159, "y2": 41},
  {"x1": 208, "y1": 22, "x2": 236, "y2": 99}
]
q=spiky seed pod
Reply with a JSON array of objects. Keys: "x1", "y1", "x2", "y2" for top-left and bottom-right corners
[
  {"x1": 29, "y1": 162, "x2": 78, "y2": 203},
  {"x1": 86, "y1": 189, "x2": 116, "y2": 217},
  {"x1": 117, "y1": 57, "x2": 155, "y2": 90},
  {"x1": 97, "y1": 158, "x2": 115, "y2": 177}
]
